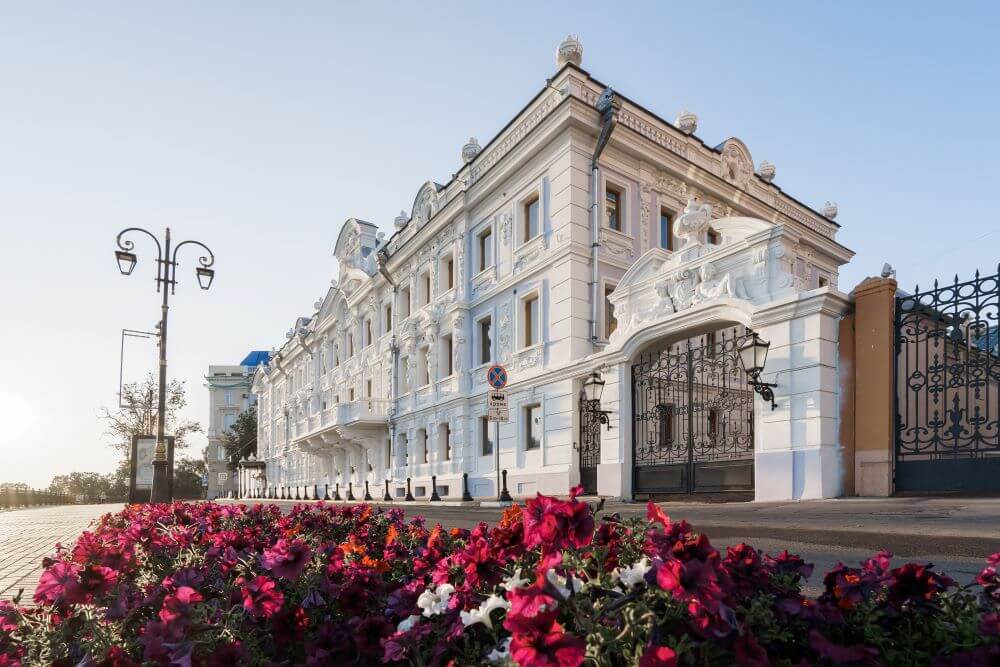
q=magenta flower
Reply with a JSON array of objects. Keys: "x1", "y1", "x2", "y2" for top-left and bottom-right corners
[
  {"x1": 261, "y1": 539, "x2": 312, "y2": 579},
  {"x1": 241, "y1": 575, "x2": 284, "y2": 618},
  {"x1": 639, "y1": 643, "x2": 678, "y2": 667},
  {"x1": 159, "y1": 585, "x2": 204, "y2": 624},
  {"x1": 34, "y1": 561, "x2": 83, "y2": 605},
  {"x1": 509, "y1": 618, "x2": 586, "y2": 667}
]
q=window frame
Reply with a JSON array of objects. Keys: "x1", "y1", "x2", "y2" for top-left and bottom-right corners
[
  {"x1": 477, "y1": 314, "x2": 493, "y2": 366},
  {"x1": 479, "y1": 415, "x2": 493, "y2": 456},
  {"x1": 603, "y1": 281, "x2": 618, "y2": 339},
  {"x1": 659, "y1": 206, "x2": 674, "y2": 250},
  {"x1": 477, "y1": 226, "x2": 494, "y2": 273},
  {"x1": 520, "y1": 290, "x2": 541, "y2": 349},
  {"x1": 524, "y1": 402, "x2": 543, "y2": 451},
  {"x1": 522, "y1": 194, "x2": 540, "y2": 244},
  {"x1": 605, "y1": 183, "x2": 624, "y2": 232}
]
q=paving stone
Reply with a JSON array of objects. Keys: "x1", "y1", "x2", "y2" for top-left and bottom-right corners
[{"x1": 0, "y1": 504, "x2": 122, "y2": 604}]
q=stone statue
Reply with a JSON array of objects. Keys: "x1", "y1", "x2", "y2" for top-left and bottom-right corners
[
  {"x1": 693, "y1": 262, "x2": 733, "y2": 304},
  {"x1": 674, "y1": 197, "x2": 713, "y2": 249}
]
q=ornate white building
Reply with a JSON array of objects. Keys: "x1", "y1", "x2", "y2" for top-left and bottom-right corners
[{"x1": 251, "y1": 37, "x2": 854, "y2": 502}]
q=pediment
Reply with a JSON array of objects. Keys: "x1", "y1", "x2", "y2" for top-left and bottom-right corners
[
  {"x1": 410, "y1": 181, "x2": 444, "y2": 227},
  {"x1": 616, "y1": 248, "x2": 671, "y2": 292}
]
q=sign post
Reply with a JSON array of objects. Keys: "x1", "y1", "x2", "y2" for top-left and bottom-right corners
[{"x1": 486, "y1": 365, "x2": 509, "y2": 501}]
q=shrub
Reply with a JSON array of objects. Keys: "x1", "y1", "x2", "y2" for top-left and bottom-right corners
[{"x1": 1, "y1": 492, "x2": 998, "y2": 665}]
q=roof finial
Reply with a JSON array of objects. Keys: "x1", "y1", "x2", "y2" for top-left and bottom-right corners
[
  {"x1": 821, "y1": 201, "x2": 838, "y2": 220},
  {"x1": 758, "y1": 160, "x2": 776, "y2": 182},
  {"x1": 557, "y1": 35, "x2": 583, "y2": 68},
  {"x1": 461, "y1": 137, "x2": 481, "y2": 163},
  {"x1": 394, "y1": 210, "x2": 408, "y2": 230},
  {"x1": 675, "y1": 109, "x2": 698, "y2": 135}
]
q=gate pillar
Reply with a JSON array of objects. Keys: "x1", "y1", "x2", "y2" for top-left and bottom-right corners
[
  {"x1": 850, "y1": 276, "x2": 896, "y2": 496},
  {"x1": 751, "y1": 290, "x2": 851, "y2": 501},
  {"x1": 596, "y1": 361, "x2": 630, "y2": 499}
]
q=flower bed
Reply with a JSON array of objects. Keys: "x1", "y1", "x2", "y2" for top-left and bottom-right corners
[{"x1": 1, "y1": 492, "x2": 998, "y2": 665}]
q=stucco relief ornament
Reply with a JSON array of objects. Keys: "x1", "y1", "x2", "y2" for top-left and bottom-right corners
[
  {"x1": 500, "y1": 211, "x2": 512, "y2": 245},
  {"x1": 498, "y1": 303, "x2": 512, "y2": 362},
  {"x1": 394, "y1": 211, "x2": 408, "y2": 230},
  {"x1": 691, "y1": 262, "x2": 734, "y2": 305},
  {"x1": 720, "y1": 142, "x2": 752, "y2": 190},
  {"x1": 821, "y1": 201, "x2": 838, "y2": 220},
  {"x1": 639, "y1": 184, "x2": 651, "y2": 251}
]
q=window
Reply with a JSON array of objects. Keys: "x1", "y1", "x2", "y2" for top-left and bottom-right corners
[
  {"x1": 400, "y1": 433, "x2": 409, "y2": 464},
  {"x1": 400, "y1": 357, "x2": 410, "y2": 393},
  {"x1": 523, "y1": 195, "x2": 540, "y2": 242},
  {"x1": 385, "y1": 438, "x2": 391, "y2": 468},
  {"x1": 605, "y1": 284, "x2": 617, "y2": 338},
  {"x1": 523, "y1": 295, "x2": 539, "y2": 347},
  {"x1": 418, "y1": 428, "x2": 428, "y2": 463},
  {"x1": 441, "y1": 334, "x2": 453, "y2": 378},
  {"x1": 420, "y1": 271, "x2": 431, "y2": 305},
  {"x1": 399, "y1": 287, "x2": 411, "y2": 318},
  {"x1": 217, "y1": 444, "x2": 227, "y2": 461},
  {"x1": 525, "y1": 403, "x2": 542, "y2": 450},
  {"x1": 818, "y1": 276, "x2": 829, "y2": 288},
  {"x1": 347, "y1": 334, "x2": 354, "y2": 358},
  {"x1": 478, "y1": 228, "x2": 493, "y2": 271},
  {"x1": 659, "y1": 208, "x2": 673, "y2": 250},
  {"x1": 365, "y1": 319, "x2": 373, "y2": 347},
  {"x1": 707, "y1": 228, "x2": 721, "y2": 245},
  {"x1": 479, "y1": 316, "x2": 492, "y2": 365},
  {"x1": 218, "y1": 472, "x2": 228, "y2": 483},
  {"x1": 441, "y1": 423, "x2": 451, "y2": 460},
  {"x1": 441, "y1": 254, "x2": 455, "y2": 291},
  {"x1": 224, "y1": 390, "x2": 234, "y2": 406},
  {"x1": 705, "y1": 331, "x2": 717, "y2": 358},
  {"x1": 605, "y1": 186, "x2": 622, "y2": 231},
  {"x1": 348, "y1": 388, "x2": 355, "y2": 401},
  {"x1": 480, "y1": 416, "x2": 493, "y2": 456},
  {"x1": 418, "y1": 349, "x2": 430, "y2": 387},
  {"x1": 385, "y1": 304, "x2": 393, "y2": 332},
  {"x1": 366, "y1": 379, "x2": 372, "y2": 398}
]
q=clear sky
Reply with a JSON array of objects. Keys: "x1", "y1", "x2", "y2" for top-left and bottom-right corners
[{"x1": 2, "y1": 2, "x2": 998, "y2": 487}]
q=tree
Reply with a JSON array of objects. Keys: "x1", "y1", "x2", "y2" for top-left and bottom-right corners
[
  {"x1": 221, "y1": 404, "x2": 258, "y2": 471},
  {"x1": 0, "y1": 482, "x2": 29, "y2": 492},
  {"x1": 47, "y1": 472, "x2": 114, "y2": 501},
  {"x1": 100, "y1": 374, "x2": 201, "y2": 457},
  {"x1": 173, "y1": 457, "x2": 206, "y2": 500}
]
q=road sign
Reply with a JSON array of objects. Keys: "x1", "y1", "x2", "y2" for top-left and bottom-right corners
[
  {"x1": 487, "y1": 364, "x2": 508, "y2": 389},
  {"x1": 487, "y1": 391, "x2": 509, "y2": 422}
]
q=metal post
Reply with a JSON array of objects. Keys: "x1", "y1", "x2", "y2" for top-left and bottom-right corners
[
  {"x1": 500, "y1": 469, "x2": 513, "y2": 502},
  {"x1": 462, "y1": 472, "x2": 473, "y2": 502},
  {"x1": 334, "y1": 482, "x2": 341, "y2": 501},
  {"x1": 347, "y1": 482, "x2": 355, "y2": 501},
  {"x1": 364, "y1": 480, "x2": 372, "y2": 501},
  {"x1": 430, "y1": 475, "x2": 441, "y2": 501},
  {"x1": 495, "y1": 421, "x2": 501, "y2": 501},
  {"x1": 405, "y1": 477, "x2": 414, "y2": 501},
  {"x1": 150, "y1": 229, "x2": 172, "y2": 503},
  {"x1": 383, "y1": 479, "x2": 392, "y2": 501}
]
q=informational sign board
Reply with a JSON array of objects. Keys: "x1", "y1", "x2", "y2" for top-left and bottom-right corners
[
  {"x1": 486, "y1": 364, "x2": 508, "y2": 390},
  {"x1": 487, "y1": 391, "x2": 509, "y2": 422},
  {"x1": 201, "y1": 473, "x2": 208, "y2": 488},
  {"x1": 129, "y1": 434, "x2": 175, "y2": 503}
]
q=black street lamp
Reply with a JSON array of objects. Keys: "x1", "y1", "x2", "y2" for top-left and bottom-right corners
[
  {"x1": 581, "y1": 371, "x2": 612, "y2": 429},
  {"x1": 114, "y1": 227, "x2": 215, "y2": 503},
  {"x1": 738, "y1": 333, "x2": 778, "y2": 410}
]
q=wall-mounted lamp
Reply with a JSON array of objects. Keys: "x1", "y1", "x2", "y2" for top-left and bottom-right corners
[
  {"x1": 738, "y1": 333, "x2": 777, "y2": 410},
  {"x1": 581, "y1": 372, "x2": 612, "y2": 430}
]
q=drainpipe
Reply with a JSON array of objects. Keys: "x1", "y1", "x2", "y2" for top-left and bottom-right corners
[
  {"x1": 590, "y1": 87, "x2": 621, "y2": 345},
  {"x1": 376, "y1": 247, "x2": 398, "y2": 471}
]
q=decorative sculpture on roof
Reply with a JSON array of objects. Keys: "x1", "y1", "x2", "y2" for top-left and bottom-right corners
[
  {"x1": 821, "y1": 201, "x2": 838, "y2": 220},
  {"x1": 556, "y1": 35, "x2": 583, "y2": 68},
  {"x1": 758, "y1": 161, "x2": 776, "y2": 183},
  {"x1": 675, "y1": 197, "x2": 713, "y2": 249},
  {"x1": 675, "y1": 109, "x2": 698, "y2": 135},
  {"x1": 719, "y1": 139, "x2": 753, "y2": 190},
  {"x1": 462, "y1": 137, "x2": 482, "y2": 163}
]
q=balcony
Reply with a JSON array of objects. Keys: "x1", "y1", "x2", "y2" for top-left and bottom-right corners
[{"x1": 290, "y1": 399, "x2": 391, "y2": 448}]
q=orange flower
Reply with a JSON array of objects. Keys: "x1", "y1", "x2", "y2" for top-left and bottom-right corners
[
  {"x1": 499, "y1": 503, "x2": 523, "y2": 529},
  {"x1": 385, "y1": 524, "x2": 399, "y2": 546},
  {"x1": 427, "y1": 524, "x2": 444, "y2": 550},
  {"x1": 340, "y1": 535, "x2": 366, "y2": 557},
  {"x1": 361, "y1": 556, "x2": 390, "y2": 573}
]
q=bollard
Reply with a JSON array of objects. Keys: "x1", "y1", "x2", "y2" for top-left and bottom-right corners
[
  {"x1": 462, "y1": 472, "x2": 473, "y2": 502},
  {"x1": 405, "y1": 477, "x2": 414, "y2": 502},
  {"x1": 364, "y1": 481, "x2": 373, "y2": 501},
  {"x1": 347, "y1": 482, "x2": 355, "y2": 502},
  {"x1": 383, "y1": 479, "x2": 392, "y2": 502},
  {"x1": 324, "y1": 484, "x2": 330, "y2": 501},
  {"x1": 334, "y1": 483, "x2": 341, "y2": 501},
  {"x1": 500, "y1": 469, "x2": 513, "y2": 502},
  {"x1": 430, "y1": 476, "x2": 441, "y2": 502}
]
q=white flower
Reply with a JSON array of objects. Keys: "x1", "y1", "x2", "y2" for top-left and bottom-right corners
[
  {"x1": 545, "y1": 568, "x2": 583, "y2": 600},
  {"x1": 417, "y1": 583, "x2": 455, "y2": 617},
  {"x1": 396, "y1": 614, "x2": 420, "y2": 632},
  {"x1": 487, "y1": 637, "x2": 513, "y2": 664},
  {"x1": 500, "y1": 568, "x2": 530, "y2": 592},
  {"x1": 460, "y1": 594, "x2": 511, "y2": 629},
  {"x1": 614, "y1": 557, "x2": 652, "y2": 590}
]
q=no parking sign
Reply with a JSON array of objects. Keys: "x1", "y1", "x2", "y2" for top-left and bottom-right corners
[{"x1": 486, "y1": 364, "x2": 508, "y2": 390}]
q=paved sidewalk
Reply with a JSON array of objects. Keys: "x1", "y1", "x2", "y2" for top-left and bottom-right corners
[{"x1": 0, "y1": 504, "x2": 121, "y2": 603}]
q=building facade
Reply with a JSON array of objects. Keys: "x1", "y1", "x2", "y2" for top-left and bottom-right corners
[
  {"x1": 205, "y1": 352, "x2": 269, "y2": 499},
  {"x1": 251, "y1": 37, "x2": 855, "y2": 503}
]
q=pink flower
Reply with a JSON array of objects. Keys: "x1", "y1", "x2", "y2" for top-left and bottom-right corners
[
  {"x1": 241, "y1": 575, "x2": 284, "y2": 618},
  {"x1": 562, "y1": 500, "x2": 594, "y2": 549},
  {"x1": 261, "y1": 539, "x2": 312, "y2": 579},
  {"x1": 159, "y1": 585, "x2": 204, "y2": 623},
  {"x1": 34, "y1": 561, "x2": 83, "y2": 605},
  {"x1": 639, "y1": 643, "x2": 678, "y2": 667},
  {"x1": 509, "y1": 618, "x2": 585, "y2": 667},
  {"x1": 523, "y1": 494, "x2": 565, "y2": 549},
  {"x1": 78, "y1": 565, "x2": 118, "y2": 601}
]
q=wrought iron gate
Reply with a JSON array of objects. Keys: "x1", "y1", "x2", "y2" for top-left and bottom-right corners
[
  {"x1": 578, "y1": 396, "x2": 603, "y2": 494},
  {"x1": 894, "y1": 269, "x2": 1000, "y2": 493},
  {"x1": 632, "y1": 328, "x2": 755, "y2": 496}
]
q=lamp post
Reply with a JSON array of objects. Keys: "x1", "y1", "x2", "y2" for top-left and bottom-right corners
[
  {"x1": 738, "y1": 333, "x2": 777, "y2": 410},
  {"x1": 114, "y1": 227, "x2": 215, "y2": 503}
]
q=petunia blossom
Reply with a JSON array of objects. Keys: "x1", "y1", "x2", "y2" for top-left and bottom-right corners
[{"x1": 241, "y1": 575, "x2": 284, "y2": 618}]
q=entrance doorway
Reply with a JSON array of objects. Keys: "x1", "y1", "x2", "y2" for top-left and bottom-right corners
[{"x1": 631, "y1": 328, "x2": 755, "y2": 497}]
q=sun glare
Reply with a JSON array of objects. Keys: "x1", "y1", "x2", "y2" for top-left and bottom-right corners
[{"x1": 0, "y1": 391, "x2": 34, "y2": 447}]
